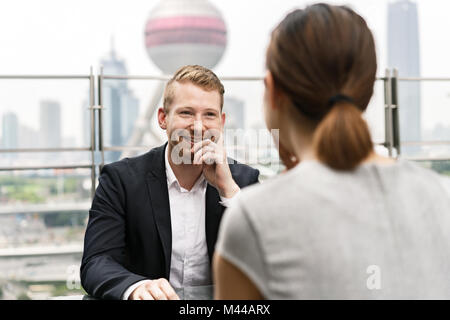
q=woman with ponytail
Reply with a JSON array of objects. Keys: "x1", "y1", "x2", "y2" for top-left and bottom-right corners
[{"x1": 213, "y1": 3, "x2": 450, "y2": 299}]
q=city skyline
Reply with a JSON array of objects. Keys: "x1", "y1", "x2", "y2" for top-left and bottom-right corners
[
  {"x1": 1, "y1": 101, "x2": 78, "y2": 148},
  {"x1": 0, "y1": 0, "x2": 449, "y2": 157}
]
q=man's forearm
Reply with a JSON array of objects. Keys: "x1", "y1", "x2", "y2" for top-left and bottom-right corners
[
  {"x1": 217, "y1": 179, "x2": 240, "y2": 198},
  {"x1": 81, "y1": 254, "x2": 148, "y2": 300}
]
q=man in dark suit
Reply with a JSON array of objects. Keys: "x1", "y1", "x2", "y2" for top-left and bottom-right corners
[{"x1": 80, "y1": 65, "x2": 259, "y2": 300}]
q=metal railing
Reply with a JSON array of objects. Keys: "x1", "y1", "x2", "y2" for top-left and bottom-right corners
[
  {"x1": 1, "y1": 68, "x2": 449, "y2": 206},
  {"x1": 394, "y1": 73, "x2": 450, "y2": 161},
  {"x1": 0, "y1": 70, "x2": 97, "y2": 199},
  {"x1": 95, "y1": 70, "x2": 398, "y2": 168},
  {"x1": 0, "y1": 67, "x2": 448, "y2": 262}
]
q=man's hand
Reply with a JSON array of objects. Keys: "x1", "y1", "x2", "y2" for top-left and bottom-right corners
[
  {"x1": 192, "y1": 137, "x2": 239, "y2": 198},
  {"x1": 129, "y1": 278, "x2": 180, "y2": 300}
]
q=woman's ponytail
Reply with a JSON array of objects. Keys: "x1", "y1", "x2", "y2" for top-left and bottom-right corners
[
  {"x1": 312, "y1": 101, "x2": 373, "y2": 171},
  {"x1": 266, "y1": 4, "x2": 377, "y2": 170}
]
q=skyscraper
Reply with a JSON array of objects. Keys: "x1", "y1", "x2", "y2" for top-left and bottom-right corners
[
  {"x1": 40, "y1": 100, "x2": 61, "y2": 149},
  {"x1": 19, "y1": 124, "x2": 39, "y2": 149},
  {"x1": 388, "y1": 0, "x2": 421, "y2": 155},
  {"x1": 223, "y1": 96, "x2": 245, "y2": 130},
  {"x1": 223, "y1": 96, "x2": 246, "y2": 162},
  {"x1": 2, "y1": 112, "x2": 19, "y2": 159},
  {"x1": 121, "y1": 94, "x2": 140, "y2": 145},
  {"x1": 83, "y1": 43, "x2": 140, "y2": 162}
]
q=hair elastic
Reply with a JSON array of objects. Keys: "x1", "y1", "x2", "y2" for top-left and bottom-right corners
[{"x1": 327, "y1": 94, "x2": 354, "y2": 107}]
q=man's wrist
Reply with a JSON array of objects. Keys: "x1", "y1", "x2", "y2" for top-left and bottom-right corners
[
  {"x1": 218, "y1": 180, "x2": 240, "y2": 198},
  {"x1": 122, "y1": 279, "x2": 152, "y2": 300}
]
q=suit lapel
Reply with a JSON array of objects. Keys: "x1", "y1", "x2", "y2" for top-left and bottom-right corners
[
  {"x1": 145, "y1": 143, "x2": 172, "y2": 279},
  {"x1": 205, "y1": 184, "x2": 225, "y2": 262}
]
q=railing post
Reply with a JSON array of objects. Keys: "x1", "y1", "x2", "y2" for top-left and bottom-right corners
[
  {"x1": 89, "y1": 66, "x2": 96, "y2": 199},
  {"x1": 384, "y1": 68, "x2": 394, "y2": 157},
  {"x1": 391, "y1": 68, "x2": 401, "y2": 156},
  {"x1": 98, "y1": 66, "x2": 105, "y2": 173}
]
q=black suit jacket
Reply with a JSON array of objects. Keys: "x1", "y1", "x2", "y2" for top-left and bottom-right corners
[{"x1": 80, "y1": 143, "x2": 260, "y2": 299}]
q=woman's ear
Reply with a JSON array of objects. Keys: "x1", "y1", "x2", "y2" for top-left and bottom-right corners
[{"x1": 265, "y1": 71, "x2": 285, "y2": 111}]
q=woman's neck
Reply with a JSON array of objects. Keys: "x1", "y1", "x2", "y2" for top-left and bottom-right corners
[
  {"x1": 285, "y1": 124, "x2": 315, "y2": 162},
  {"x1": 286, "y1": 124, "x2": 395, "y2": 166}
]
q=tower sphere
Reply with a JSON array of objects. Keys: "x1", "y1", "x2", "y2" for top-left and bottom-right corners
[{"x1": 144, "y1": 0, "x2": 227, "y2": 74}]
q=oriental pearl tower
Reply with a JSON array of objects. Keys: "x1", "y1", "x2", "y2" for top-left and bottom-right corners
[{"x1": 122, "y1": 0, "x2": 227, "y2": 157}]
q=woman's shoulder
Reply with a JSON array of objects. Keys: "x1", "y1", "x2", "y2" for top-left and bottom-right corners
[
  {"x1": 364, "y1": 158, "x2": 449, "y2": 190},
  {"x1": 394, "y1": 158, "x2": 450, "y2": 195},
  {"x1": 234, "y1": 160, "x2": 326, "y2": 218},
  {"x1": 237, "y1": 158, "x2": 449, "y2": 215}
]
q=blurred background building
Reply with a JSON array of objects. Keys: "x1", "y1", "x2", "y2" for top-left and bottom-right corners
[
  {"x1": 40, "y1": 100, "x2": 61, "y2": 149},
  {"x1": 388, "y1": 0, "x2": 422, "y2": 155},
  {"x1": 100, "y1": 45, "x2": 140, "y2": 162},
  {"x1": 2, "y1": 113, "x2": 18, "y2": 158}
]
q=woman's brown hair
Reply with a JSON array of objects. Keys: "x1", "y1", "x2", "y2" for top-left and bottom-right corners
[{"x1": 266, "y1": 3, "x2": 377, "y2": 170}]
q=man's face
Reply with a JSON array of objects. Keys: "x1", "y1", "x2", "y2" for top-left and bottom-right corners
[{"x1": 158, "y1": 81, "x2": 225, "y2": 159}]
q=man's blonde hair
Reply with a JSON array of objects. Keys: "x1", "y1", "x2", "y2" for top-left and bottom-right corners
[{"x1": 163, "y1": 65, "x2": 225, "y2": 112}]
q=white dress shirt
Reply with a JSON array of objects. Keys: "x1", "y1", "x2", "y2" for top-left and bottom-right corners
[{"x1": 122, "y1": 147, "x2": 238, "y2": 299}]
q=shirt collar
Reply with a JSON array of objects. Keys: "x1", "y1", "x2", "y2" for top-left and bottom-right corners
[
  {"x1": 165, "y1": 146, "x2": 178, "y2": 188},
  {"x1": 165, "y1": 145, "x2": 207, "y2": 192}
]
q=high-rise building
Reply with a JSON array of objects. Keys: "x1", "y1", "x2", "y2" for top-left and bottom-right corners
[
  {"x1": 19, "y1": 124, "x2": 39, "y2": 149},
  {"x1": 82, "y1": 44, "x2": 140, "y2": 162},
  {"x1": 223, "y1": 96, "x2": 245, "y2": 130},
  {"x1": 223, "y1": 97, "x2": 246, "y2": 161},
  {"x1": 388, "y1": 0, "x2": 421, "y2": 155},
  {"x1": 40, "y1": 100, "x2": 61, "y2": 149},
  {"x1": 2, "y1": 112, "x2": 19, "y2": 155},
  {"x1": 121, "y1": 94, "x2": 140, "y2": 145},
  {"x1": 102, "y1": 46, "x2": 140, "y2": 162}
]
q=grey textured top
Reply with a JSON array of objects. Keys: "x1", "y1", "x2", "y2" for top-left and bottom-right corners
[{"x1": 216, "y1": 159, "x2": 450, "y2": 299}]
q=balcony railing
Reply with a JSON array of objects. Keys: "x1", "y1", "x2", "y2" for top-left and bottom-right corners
[
  {"x1": 0, "y1": 68, "x2": 448, "y2": 209},
  {"x1": 0, "y1": 68, "x2": 449, "y2": 299}
]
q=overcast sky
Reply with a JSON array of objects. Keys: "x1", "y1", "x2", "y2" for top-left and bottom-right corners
[
  {"x1": 0, "y1": 0, "x2": 449, "y2": 147},
  {"x1": 1, "y1": 0, "x2": 449, "y2": 75}
]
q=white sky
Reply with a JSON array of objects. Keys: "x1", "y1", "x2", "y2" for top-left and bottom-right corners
[{"x1": 0, "y1": 0, "x2": 449, "y2": 146}]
